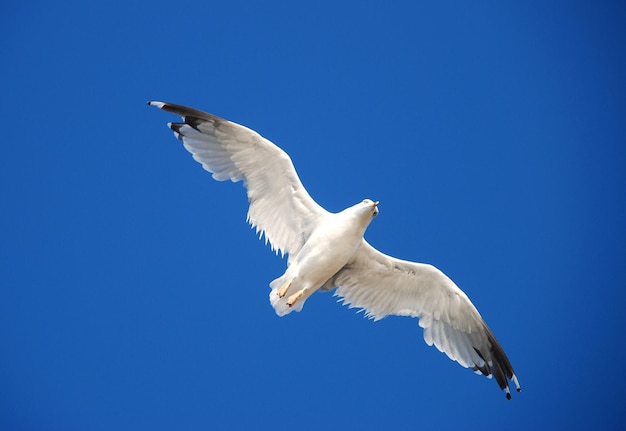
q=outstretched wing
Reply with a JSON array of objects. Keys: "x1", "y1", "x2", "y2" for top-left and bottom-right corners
[
  {"x1": 324, "y1": 240, "x2": 521, "y2": 399},
  {"x1": 149, "y1": 101, "x2": 329, "y2": 258}
]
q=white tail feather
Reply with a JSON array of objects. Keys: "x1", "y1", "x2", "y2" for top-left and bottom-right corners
[{"x1": 269, "y1": 275, "x2": 304, "y2": 316}]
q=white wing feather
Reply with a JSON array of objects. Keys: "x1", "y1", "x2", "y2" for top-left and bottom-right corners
[
  {"x1": 149, "y1": 101, "x2": 328, "y2": 258},
  {"x1": 324, "y1": 240, "x2": 521, "y2": 398}
]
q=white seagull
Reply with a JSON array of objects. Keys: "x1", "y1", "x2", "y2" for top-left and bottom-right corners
[{"x1": 149, "y1": 101, "x2": 521, "y2": 399}]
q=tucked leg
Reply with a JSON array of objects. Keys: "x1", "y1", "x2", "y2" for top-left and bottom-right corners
[
  {"x1": 287, "y1": 289, "x2": 306, "y2": 307},
  {"x1": 277, "y1": 279, "x2": 292, "y2": 298}
]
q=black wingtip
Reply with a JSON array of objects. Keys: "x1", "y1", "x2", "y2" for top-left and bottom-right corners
[{"x1": 506, "y1": 392, "x2": 511, "y2": 400}]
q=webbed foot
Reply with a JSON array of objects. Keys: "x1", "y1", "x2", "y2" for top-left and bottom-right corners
[{"x1": 287, "y1": 289, "x2": 305, "y2": 307}]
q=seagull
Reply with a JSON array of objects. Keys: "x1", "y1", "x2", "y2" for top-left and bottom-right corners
[{"x1": 149, "y1": 101, "x2": 521, "y2": 399}]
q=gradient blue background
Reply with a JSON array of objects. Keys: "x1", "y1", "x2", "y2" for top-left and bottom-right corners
[{"x1": 2, "y1": 1, "x2": 625, "y2": 429}]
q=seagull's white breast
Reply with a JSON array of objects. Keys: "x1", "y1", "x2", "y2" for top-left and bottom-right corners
[{"x1": 290, "y1": 210, "x2": 367, "y2": 289}]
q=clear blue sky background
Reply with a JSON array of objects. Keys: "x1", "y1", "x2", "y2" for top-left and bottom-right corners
[{"x1": 1, "y1": 1, "x2": 625, "y2": 429}]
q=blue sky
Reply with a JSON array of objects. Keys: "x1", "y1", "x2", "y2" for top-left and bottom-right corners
[{"x1": 1, "y1": 1, "x2": 625, "y2": 429}]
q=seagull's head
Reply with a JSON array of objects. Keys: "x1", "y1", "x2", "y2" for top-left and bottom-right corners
[
  {"x1": 360, "y1": 198, "x2": 379, "y2": 219},
  {"x1": 345, "y1": 199, "x2": 380, "y2": 231}
]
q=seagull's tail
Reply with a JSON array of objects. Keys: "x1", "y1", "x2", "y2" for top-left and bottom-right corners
[{"x1": 269, "y1": 274, "x2": 304, "y2": 316}]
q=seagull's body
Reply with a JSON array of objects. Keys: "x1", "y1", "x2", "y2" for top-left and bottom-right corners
[
  {"x1": 270, "y1": 199, "x2": 378, "y2": 316},
  {"x1": 149, "y1": 101, "x2": 521, "y2": 399}
]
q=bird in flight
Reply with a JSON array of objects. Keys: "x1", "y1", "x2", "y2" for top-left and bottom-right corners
[{"x1": 149, "y1": 101, "x2": 521, "y2": 399}]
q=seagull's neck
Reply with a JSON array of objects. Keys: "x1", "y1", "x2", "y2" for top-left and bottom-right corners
[{"x1": 334, "y1": 207, "x2": 373, "y2": 236}]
